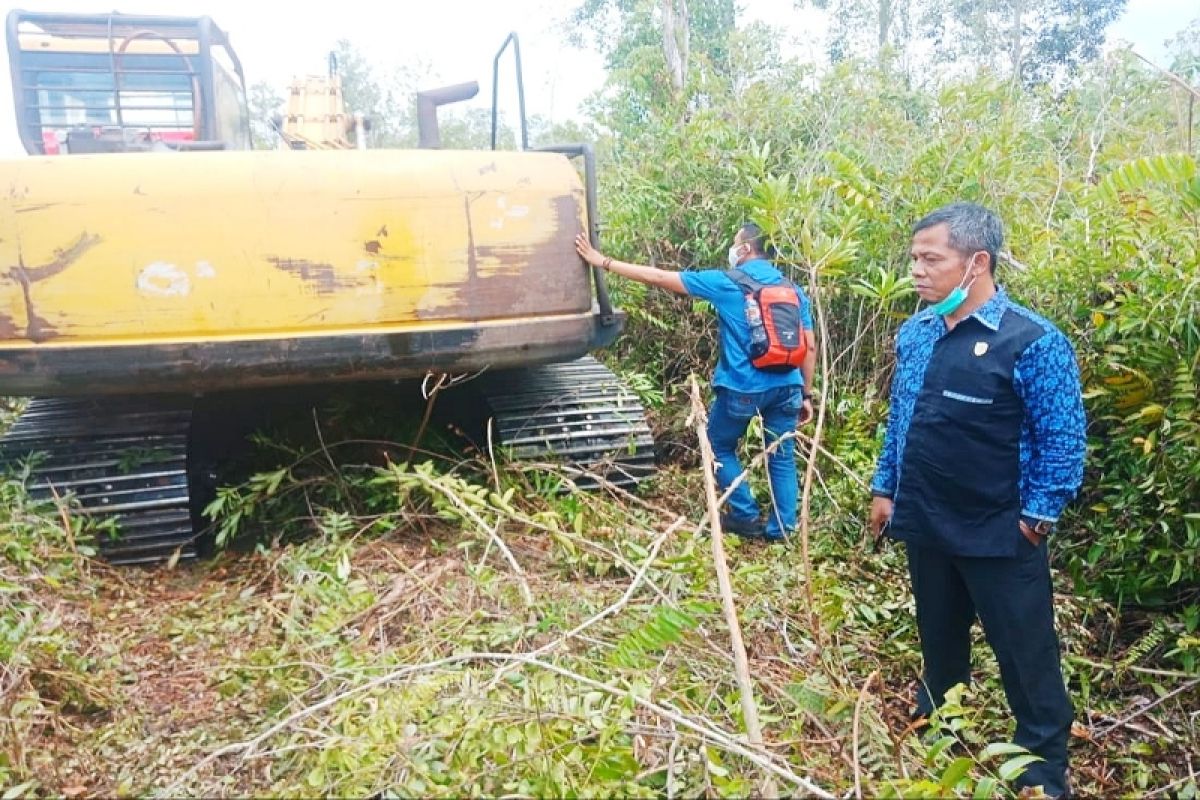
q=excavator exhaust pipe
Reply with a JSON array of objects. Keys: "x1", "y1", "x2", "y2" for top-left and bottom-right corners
[{"x1": 416, "y1": 81, "x2": 480, "y2": 149}]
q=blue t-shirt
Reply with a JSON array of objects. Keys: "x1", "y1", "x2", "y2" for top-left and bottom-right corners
[{"x1": 679, "y1": 258, "x2": 813, "y2": 393}]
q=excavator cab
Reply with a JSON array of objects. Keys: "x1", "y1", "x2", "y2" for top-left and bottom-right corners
[{"x1": 5, "y1": 9, "x2": 250, "y2": 155}]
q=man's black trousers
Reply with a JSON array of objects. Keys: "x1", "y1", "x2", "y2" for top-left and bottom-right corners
[{"x1": 906, "y1": 539, "x2": 1073, "y2": 797}]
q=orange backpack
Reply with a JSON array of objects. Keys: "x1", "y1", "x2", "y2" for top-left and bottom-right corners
[{"x1": 728, "y1": 269, "x2": 809, "y2": 373}]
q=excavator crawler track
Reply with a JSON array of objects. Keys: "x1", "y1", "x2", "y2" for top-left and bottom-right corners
[
  {"x1": 0, "y1": 396, "x2": 198, "y2": 565},
  {"x1": 478, "y1": 357, "x2": 656, "y2": 489}
]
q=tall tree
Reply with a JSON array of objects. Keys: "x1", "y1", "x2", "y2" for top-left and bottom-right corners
[
  {"x1": 925, "y1": 0, "x2": 1128, "y2": 85},
  {"x1": 802, "y1": 0, "x2": 914, "y2": 67},
  {"x1": 1163, "y1": 18, "x2": 1199, "y2": 155},
  {"x1": 1165, "y1": 16, "x2": 1199, "y2": 79},
  {"x1": 569, "y1": 0, "x2": 743, "y2": 126},
  {"x1": 662, "y1": 0, "x2": 691, "y2": 96},
  {"x1": 800, "y1": 0, "x2": 1126, "y2": 84},
  {"x1": 329, "y1": 40, "x2": 442, "y2": 148}
]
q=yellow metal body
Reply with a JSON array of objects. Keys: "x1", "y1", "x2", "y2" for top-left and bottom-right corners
[{"x1": 0, "y1": 148, "x2": 609, "y2": 393}]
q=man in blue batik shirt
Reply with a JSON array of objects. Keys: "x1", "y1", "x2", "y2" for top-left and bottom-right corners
[
  {"x1": 576, "y1": 224, "x2": 817, "y2": 540},
  {"x1": 869, "y1": 203, "x2": 1086, "y2": 799}
]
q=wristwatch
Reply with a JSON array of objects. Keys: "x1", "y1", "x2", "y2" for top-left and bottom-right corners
[{"x1": 1021, "y1": 516, "x2": 1053, "y2": 536}]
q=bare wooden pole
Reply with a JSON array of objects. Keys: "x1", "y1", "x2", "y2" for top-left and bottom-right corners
[
  {"x1": 688, "y1": 376, "x2": 777, "y2": 798},
  {"x1": 798, "y1": 259, "x2": 829, "y2": 639}
]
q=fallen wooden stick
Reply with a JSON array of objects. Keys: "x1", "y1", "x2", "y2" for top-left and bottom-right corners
[{"x1": 688, "y1": 376, "x2": 777, "y2": 799}]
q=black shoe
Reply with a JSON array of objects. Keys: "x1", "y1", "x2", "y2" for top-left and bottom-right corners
[{"x1": 720, "y1": 513, "x2": 766, "y2": 538}]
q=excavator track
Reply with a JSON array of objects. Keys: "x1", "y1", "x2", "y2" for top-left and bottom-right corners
[
  {"x1": 477, "y1": 357, "x2": 656, "y2": 489},
  {"x1": 0, "y1": 359, "x2": 656, "y2": 565},
  {"x1": 0, "y1": 396, "x2": 198, "y2": 565}
]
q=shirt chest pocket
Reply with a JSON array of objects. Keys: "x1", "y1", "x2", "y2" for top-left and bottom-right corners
[
  {"x1": 941, "y1": 389, "x2": 994, "y2": 405},
  {"x1": 937, "y1": 366, "x2": 1010, "y2": 416}
]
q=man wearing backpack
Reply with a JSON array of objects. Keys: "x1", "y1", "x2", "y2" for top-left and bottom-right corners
[{"x1": 575, "y1": 224, "x2": 816, "y2": 540}]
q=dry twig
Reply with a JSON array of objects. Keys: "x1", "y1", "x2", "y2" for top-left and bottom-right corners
[
  {"x1": 46, "y1": 483, "x2": 76, "y2": 553},
  {"x1": 852, "y1": 670, "x2": 880, "y2": 799},
  {"x1": 1069, "y1": 654, "x2": 1198, "y2": 681},
  {"x1": 479, "y1": 516, "x2": 685, "y2": 694},
  {"x1": 405, "y1": 469, "x2": 534, "y2": 608},
  {"x1": 1092, "y1": 677, "x2": 1200, "y2": 739}
]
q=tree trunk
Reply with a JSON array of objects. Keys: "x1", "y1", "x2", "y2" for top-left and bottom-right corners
[
  {"x1": 1009, "y1": 0, "x2": 1025, "y2": 79},
  {"x1": 662, "y1": 0, "x2": 690, "y2": 98},
  {"x1": 877, "y1": 0, "x2": 893, "y2": 61}
]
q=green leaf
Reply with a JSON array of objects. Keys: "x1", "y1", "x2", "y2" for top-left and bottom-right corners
[
  {"x1": 940, "y1": 756, "x2": 973, "y2": 789},
  {"x1": 925, "y1": 735, "x2": 956, "y2": 766},
  {"x1": 2, "y1": 782, "x2": 36, "y2": 800},
  {"x1": 980, "y1": 742, "x2": 1029, "y2": 760},
  {"x1": 999, "y1": 754, "x2": 1043, "y2": 781},
  {"x1": 973, "y1": 777, "x2": 1000, "y2": 799}
]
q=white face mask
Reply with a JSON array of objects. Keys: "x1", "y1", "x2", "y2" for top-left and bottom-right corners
[{"x1": 727, "y1": 243, "x2": 744, "y2": 269}]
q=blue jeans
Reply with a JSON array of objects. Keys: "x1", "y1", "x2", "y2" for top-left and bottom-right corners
[{"x1": 707, "y1": 386, "x2": 802, "y2": 538}]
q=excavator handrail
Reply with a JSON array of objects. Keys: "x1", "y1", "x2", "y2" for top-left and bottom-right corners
[{"x1": 490, "y1": 32, "x2": 528, "y2": 151}]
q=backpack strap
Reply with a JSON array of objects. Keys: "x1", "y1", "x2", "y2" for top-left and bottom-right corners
[
  {"x1": 726, "y1": 268, "x2": 767, "y2": 293},
  {"x1": 729, "y1": 268, "x2": 799, "y2": 294}
]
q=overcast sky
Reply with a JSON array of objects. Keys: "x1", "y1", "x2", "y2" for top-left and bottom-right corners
[{"x1": 0, "y1": 0, "x2": 1194, "y2": 157}]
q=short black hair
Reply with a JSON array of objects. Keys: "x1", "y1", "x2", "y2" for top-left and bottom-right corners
[
  {"x1": 737, "y1": 222, "x2": 776, "y2": 259},
  {"x1": 912, "y1": 202, "x2": 1003, "y2": 274}
]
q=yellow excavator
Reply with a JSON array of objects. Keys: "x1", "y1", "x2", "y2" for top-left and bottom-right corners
[{"x1": 0, "y1": 10, "x2": 654, "y2": 564}]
